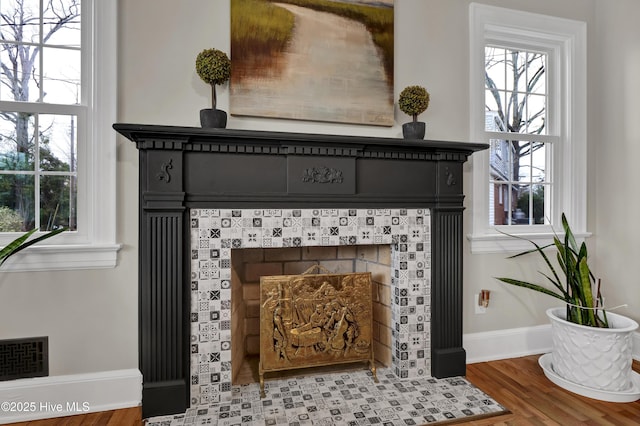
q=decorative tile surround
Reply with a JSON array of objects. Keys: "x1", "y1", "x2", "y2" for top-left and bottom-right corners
[{"x1": 190, "y1": 208, "x2": 431, "y2": 406}]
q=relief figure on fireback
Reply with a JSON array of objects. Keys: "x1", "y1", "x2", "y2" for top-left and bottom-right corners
[{"x1": 259, "y1": 271, "x2": 377, "y2": 397}]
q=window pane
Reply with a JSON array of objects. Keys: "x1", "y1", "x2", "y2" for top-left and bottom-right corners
[
  {"x1": 0, "y1": 47, "x2": 41, "y2": 102},
  {"x1": 39, "y1": 114, "x2": 77, "y2": 172},
  {"x1": 40, "y1": 174, "x2": 75, "y2": 230},
  {"x1": 525, "y1": 94, "x2": 546, "y2": 134},
  {"x1": 485, "y1": 47, "x2": 505, "y2": 90},
  {"x1": 516, "y1": 184, "x2": 547, "y2": 225},
  {"x1": 489, "y1": 138, "x2": 510, "y2": 179},
  {"x1": 42, "y1": 47, "x2": 81, "y2": 104},
  {"x1": 0, "y1": 0, "x2": 40, "y2": 43},
  {"x1": 485, "y1": 92, "x2": 509, "y2": 132},
  {"x1": 530, "y1": 142, "x2": 546, "y2": 182},
  {"x1": 510, "y1": 51, "x2": 527, "y2": 92},
  {"x1": 489, "y1": 182, "x2": 511, "y2": 226},
  {"x1": 529, "y1": 53, "x2": 546, "y2": 94},
  {"x1": 516, "y1": 141, "x2": 532, "y2": 184},
  {"x1": 485, "y1": 90, "x2": 500, "y2": 118},
  {"x1": 514, "y1": 185, "x2": 532, "y2": 224},
  {"x1": 0, "y1": 204, "x2": 24, "y2": 231},
  {"x1": 0, "y1": 174, "x2": 35, "y2": 231},
  {"x1": 0, "y1": 113, "x2": 36, "y2": 171},
  {"x1": 43, "y1": 1, "x2": 81, "y2": 47}
]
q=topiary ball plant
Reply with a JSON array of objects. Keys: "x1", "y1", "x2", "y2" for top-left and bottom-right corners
[
  {"x1": 398, "y1": 85, "x2": 430, "y2": 122},
  {"x1": 195, "y1": 48, "x2": 231, "y2": 110}
]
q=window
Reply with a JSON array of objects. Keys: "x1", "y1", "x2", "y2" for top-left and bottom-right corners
[
  {"x1": 486, "y1": 47, "x2": 550, "y2": 226},
  {"x1": 0, "y1": 0, "x2": 118, "y2": 270},
  {"x1": 468, "y1": 3, "x2": 587, "y2": 253}
]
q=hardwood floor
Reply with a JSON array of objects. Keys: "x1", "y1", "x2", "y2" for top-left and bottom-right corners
[
  {"x1": 5, "y1": 356, "x2": 639, "y2": 425},
  {"x1": 5, "y1": 406, "x2": 142, "y2": 425},
  {"x1": 465, "y1": 355, "x2": 640, "y2": 425}
]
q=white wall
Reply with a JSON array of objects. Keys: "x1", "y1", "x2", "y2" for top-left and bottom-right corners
[
  {"x1": 1, "y1": 0, "x2": 636, "y2": 382},
  {"x1": 592, "y1": 0, "x2": 640, "y2": 325}
]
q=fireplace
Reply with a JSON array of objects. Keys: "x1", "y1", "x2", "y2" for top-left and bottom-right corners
[
  {"x1": 230, "y1": 243, "x2": 397, "y2": 389},
  {"x1": 190, "y1": 208, "x2": 430, "y2": 405},
  {"x1": 114, "y1": 123, "x2": 487, "y2": 417}
]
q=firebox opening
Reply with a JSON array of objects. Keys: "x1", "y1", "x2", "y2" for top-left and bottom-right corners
[{"x1": 230, "y1": 245, "x2": 392, "y2": 385}]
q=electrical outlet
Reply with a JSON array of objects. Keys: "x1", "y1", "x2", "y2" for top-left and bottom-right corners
[{"x1": 474, "y1": 293, "x2": 487, "y2": 314}]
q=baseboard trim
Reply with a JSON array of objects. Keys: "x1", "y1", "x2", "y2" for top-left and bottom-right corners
[
  {"x1": 464, "y1": 324, "x2": 552, "y2": 364},
  {"x1": 465, "y1": 326, "x2": 640, "y2": 364},
  {"x1": 0, "y1": 368, "x2": 142, "y2": 424}
]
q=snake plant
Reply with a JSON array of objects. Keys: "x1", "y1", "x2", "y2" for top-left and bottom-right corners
[
  {"x1": 496, "y1": 213, "x2": 609, "y2": 328},
  {"x1": 0, "y1": 227, "x2": 66, "y2": 268}
]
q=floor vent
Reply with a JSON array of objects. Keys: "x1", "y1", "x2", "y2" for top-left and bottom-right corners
[{"x1": 0, "y1": 337, "x2": 48, "y2": 381}]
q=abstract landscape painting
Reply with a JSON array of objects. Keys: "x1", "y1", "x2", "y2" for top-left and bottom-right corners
[{"x1": 230, "y1": 0, "x2": 394, "y2": 126}]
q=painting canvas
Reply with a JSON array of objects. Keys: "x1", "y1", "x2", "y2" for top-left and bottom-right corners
[{"x1": 230, "y1": 0, "x2": 394, "y2": 126}]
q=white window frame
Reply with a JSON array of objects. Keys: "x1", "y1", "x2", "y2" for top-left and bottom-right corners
[
  {"x1": 0, "y1": 1, "x2": 119, "y2": 271},
  {"x1": 468, "y1": 3, "x2": 588, "y2": 253}
]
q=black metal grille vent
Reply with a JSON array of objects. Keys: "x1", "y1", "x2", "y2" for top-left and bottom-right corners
[{"x1": 0, "y1": 337, "x2": 48, "y2": 381}]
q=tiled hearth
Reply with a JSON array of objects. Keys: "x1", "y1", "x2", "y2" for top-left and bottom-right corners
[
  {"x1": 146, "y1": 367, "x2": 507, "y2": 426},
  {"x1": 190, "y1": 208, "x2": 431, "y2": 406}
]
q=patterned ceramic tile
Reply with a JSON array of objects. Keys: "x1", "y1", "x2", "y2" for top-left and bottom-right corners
[
  {"x1": 190, "y1": 209, "x2": 431, "y2": 406},
  {"x1": 145, "y1": 367, "x2": 507, "y2": 425}
]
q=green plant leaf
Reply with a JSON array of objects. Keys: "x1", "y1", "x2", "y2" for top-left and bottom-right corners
[
  {"x1": 0, "y1": 228, "x2": 37, "y2": 264},
  {"x1": 578, "y1": 257, "x2": 596, "y2": 326},
  {"x1": 495, "y1": 277, "x2": 566, "y2": 301},
  {"x1": 562, "y1": 213, "x2": 579, "y2": 253},
  {"x1": 538, "y1": 271, "x2": 570, "y2": 298},
  {"x1": 497, "y1": 228, "x2": 562, "y2": 286},
  {"x1": 0, "y1": 228, "x2": 66, "y2": 268}
]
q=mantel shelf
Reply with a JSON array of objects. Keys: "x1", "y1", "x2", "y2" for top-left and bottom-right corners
[{"x1": 113, "y1": 123, "x2": 488, "y2": 155}]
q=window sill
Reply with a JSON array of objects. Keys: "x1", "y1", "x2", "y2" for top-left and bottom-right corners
[
  {"x1": 467, "y1": 231, "x2": 590, "y2": 254},
  {"x1": 0, "y1": 243, "x2": 123, "y2": 272}
]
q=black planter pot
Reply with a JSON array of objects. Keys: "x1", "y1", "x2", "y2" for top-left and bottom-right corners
[
  {"x1": 200, "y1": 108, "x2": 227, "y2": 128},
  {"x1": 402, "y1": 121, "x2": 426, "y2": 139}
]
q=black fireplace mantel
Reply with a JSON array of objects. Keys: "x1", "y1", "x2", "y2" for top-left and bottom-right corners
[{"x1": 114, "y1": 123, "x2": 488, "y2": 417}]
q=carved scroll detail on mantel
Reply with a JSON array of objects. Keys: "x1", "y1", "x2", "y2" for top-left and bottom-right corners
[
  {"x1": 445, "y1": 167, "x2": 457, "y2": 186},
  {"x1": 156, "y1": 159, "x2": 173, "y2": 183},
  {"x1": 302, "y1": 166, "x2": 344, "y2": 184}
]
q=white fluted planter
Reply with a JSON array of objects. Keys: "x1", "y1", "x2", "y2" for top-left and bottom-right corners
[{"x1": 540, "y1": 307, "x2": 640, "y2": 402}]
